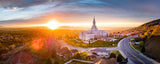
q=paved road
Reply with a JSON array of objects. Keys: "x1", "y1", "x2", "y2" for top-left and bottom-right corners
[{"x1": 118, "y1": 37, "x2": 158, "y2": 64}]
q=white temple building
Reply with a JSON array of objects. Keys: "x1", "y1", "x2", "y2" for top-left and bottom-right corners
[{"x1": 79, "y1": 17, "x2": 110, "y2": 43}]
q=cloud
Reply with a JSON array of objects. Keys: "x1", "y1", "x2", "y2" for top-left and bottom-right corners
[
  {"x1": 0, "y1": 0, "x2": 160, "y2": 27},
  {"x1": 52, "y1": 0, "x2": 160, "y2": 16},
  {"x1": 1, "y1": 0, "x2": 160, "y2": 16},
  {"x1": 0, "y1": 0, "x2": 49, "y2": 8},
  {"x1": 0, "y1": 18, "x2": 46, "y2": 27},
  {"x1": 3, "y1": 7, "x2": 23, "y2": 12},
  {"x1": 98, "y1": 0, "x2": 160, "y2": 15}
]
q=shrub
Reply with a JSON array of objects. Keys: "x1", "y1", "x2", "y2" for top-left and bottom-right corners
[
  {"x1": 109, "y1": 53, "x2": 116, "y2": 58},
  {"x1": 117, "y1": 54, "x2": 123, "y2": 62},
  {"x1": 73, "y1": 51, "x2": 87, "y2": 60}
]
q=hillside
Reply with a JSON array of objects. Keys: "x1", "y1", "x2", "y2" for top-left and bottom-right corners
[
  {"x1": 139, "y1": 19, "x2": 160, "y2": 36},
  {"x1": 130, "y1": 19, "x2": 160, "y2": 32},
  {"x1": 141, "y1": 19, "x2": 160, "y2": 27},
  {"x1": 144, "y1": 36, "x2": 160, "y2": 60},
  {"x1": 132, "y1": 19, "x2": 160, "y2": 61}
]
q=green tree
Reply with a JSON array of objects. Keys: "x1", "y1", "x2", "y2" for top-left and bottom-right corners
[
  {"x1": 117, "y1": 54, "x2": 123, "y2": 62},
  {"x1": 73, "y1": 52, "x2": 87, "y2": 60},
  {"x1": 109, "y1": 53, "x2": 116, "y2": 58},
  {"x1": 73, "y1": 53, "x2": 81, "y2": 59},
  {"x1": 141, "y1": 47, "x2": 145, "y2": 52},
  {"x1": 88, "y1": 40, "x2": 90, "y2": 46}
]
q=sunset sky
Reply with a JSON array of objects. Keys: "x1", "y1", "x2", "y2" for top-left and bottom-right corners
[{"x1": 0, "y1": 0, "x2": 160, "y2": 28}]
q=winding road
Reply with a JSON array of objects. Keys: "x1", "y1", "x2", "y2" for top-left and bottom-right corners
[
  {"x1": 60, "y1": 36, "x2": 158, "y2": 64},
  {"x1": 118, "y1": 37, "x2": 158, "y2": 64}
]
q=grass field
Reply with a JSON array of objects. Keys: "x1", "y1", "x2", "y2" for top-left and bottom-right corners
[{"x1": 64, "y1": 37, "x2": 126, "y2": 47}]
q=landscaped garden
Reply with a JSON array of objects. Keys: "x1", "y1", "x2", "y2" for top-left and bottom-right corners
[{"x1": 64, "y1": 36, "x2": 126, "y2": 47}]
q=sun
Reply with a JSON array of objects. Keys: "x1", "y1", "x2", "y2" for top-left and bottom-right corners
[{"x1": 46, "y1": 20, "x2": 60, "y2": 30}]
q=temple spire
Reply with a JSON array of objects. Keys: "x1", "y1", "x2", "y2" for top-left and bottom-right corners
[
  {"x1": 93, "y1": 16, "x2": 95, "y2": 25},
  {"x1": 91, "y1": 16, "x2": 98, "y2": 31}
]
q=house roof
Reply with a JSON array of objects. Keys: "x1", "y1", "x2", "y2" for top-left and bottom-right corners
[
  {"x1": 90, "y1": 48, "x2": 110, "y2": 53},
  {"x1": 57, "y1": 47, "x2": 72, "y2": 55},
  {"x1": 95, "y1": 58, "x2": 117, "y2": 64}
]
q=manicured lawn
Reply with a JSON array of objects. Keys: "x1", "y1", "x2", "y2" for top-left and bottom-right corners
[
  {"x1": 64, "y1": 37, "x2": 126, "y2": 47},
  {"x1": 64, "y1": 39, "x2": 88, "y2": 47},
  {"x1": 133, "y1": 45, "x2": 142, "y2": 52},
  {"x1": 132, "y1": 41, "x2": 144, "y2": 52},
  {"x1": 88, "y1": 40, "x2": 118, "y2": 47}
]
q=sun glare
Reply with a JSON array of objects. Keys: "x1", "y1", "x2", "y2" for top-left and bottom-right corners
[{"x1": 46, "y1": 20, "x2": 59, "y2": 30}]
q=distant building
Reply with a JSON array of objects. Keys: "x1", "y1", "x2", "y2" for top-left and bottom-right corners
[{"x1": 79, "y1": 17, "x2": 110, "y2": 43}]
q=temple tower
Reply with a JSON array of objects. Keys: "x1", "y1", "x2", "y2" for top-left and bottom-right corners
[{"x1": 91, "y1": 16, "x2": 98, "y2": 31}]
